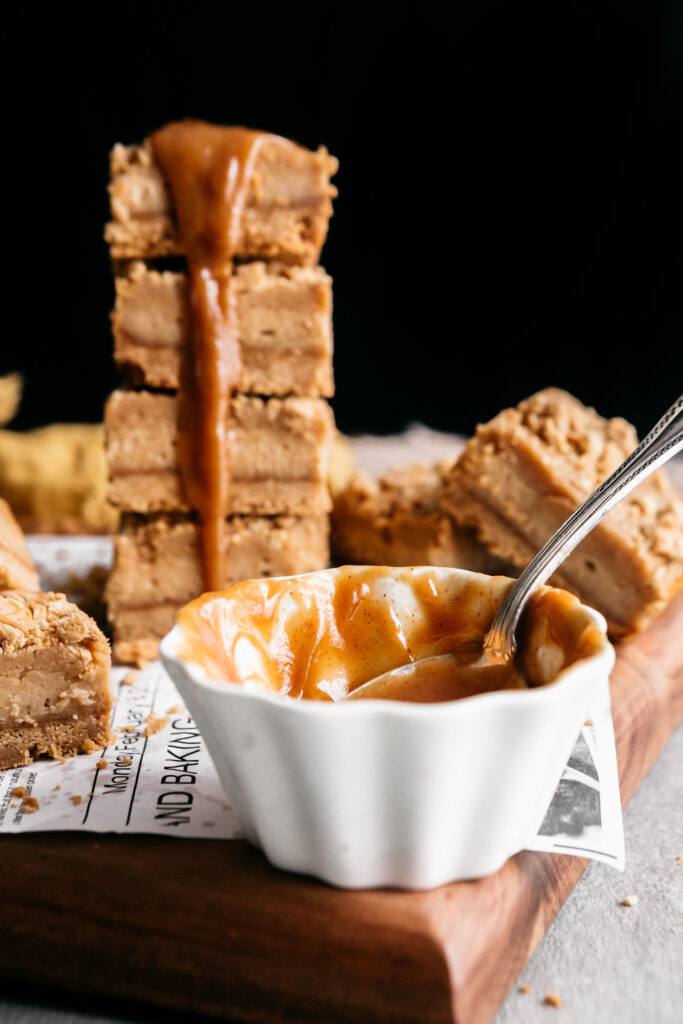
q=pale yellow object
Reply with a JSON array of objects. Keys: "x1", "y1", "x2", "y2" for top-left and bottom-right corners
[
  {"x1": 0, "y1": 423, "x2": 119, "y2": 534},
  {"x1": 0, "y1": 374, "x2": 23, "y2": 428}
]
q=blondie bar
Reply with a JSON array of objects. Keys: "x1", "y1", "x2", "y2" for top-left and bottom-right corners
[
  {"x1": 106, "y1": 514, "x2": 329, "y2": 663},
  {"x1": 106, "y1": 391, "x2": 334, "y2": 515},
  {"x1": 113, "y1": 261, "x2": 333, "y2": 396},
  {"x1": 331, "y1": 462, "x2": 507, "y2": 572},
  {"x1": 442, "y1": 388, "x2": 683, "y2": 636},
  {"x1": 105, "y1": 138, "x2": 337, "y2": 263},
  {"x1": 0, "y1": 590, "x2": 113, "y2": 770}
]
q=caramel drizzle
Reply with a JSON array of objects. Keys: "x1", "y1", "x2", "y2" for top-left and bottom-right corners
[{"x1": 150, "y1": 121, "x2": 276, "y2": 591}]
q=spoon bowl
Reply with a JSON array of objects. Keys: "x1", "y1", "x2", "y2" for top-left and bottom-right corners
[{"x1": 345, "y1": 651, "x2": 528, "y2": 703}]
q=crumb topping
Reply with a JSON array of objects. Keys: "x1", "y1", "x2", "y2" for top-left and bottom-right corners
[
  {"x1": 144, "y1": 713, "x2": 170, "y2": 736},
  {"x1": 335, "y1": 461, "x2": 455, "y2": 521},
  {"x1": 544, "y1": 992, "x2": 562, "y2": 1008},
  {"x1": 0, "y1": 591, "x2": 102, "y2": 654}
]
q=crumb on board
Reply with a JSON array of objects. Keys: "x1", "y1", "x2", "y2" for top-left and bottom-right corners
[
  {"x1": 120, "y1": 756, "x2": 132, "y2": 766},
  {"x1": 96, "y1": 759, "x2": 108, "y2": 770},
  {"x1": 167, "y1": 705, "x2": 181, "y2": 714},
  {"x1": 22, "y1": 796, "x2": 39, "y2": 814},
  {"x1": 583, "y1": 719, "x2": 593, "y2": 727},
  {"x1": 69, "y1": 795, "x2": 82, "y2": 806},
  {"x1": 10, "y1": 803, "x2": 17, "y2": 808},
  {"x1": 621, "y1": 894, "x2": 639, "y2": 907},
  {"x1": 144, "y1": 713, "x2": 170, "y2": 737},
  {"x1": 544, "y1": 992, "x2": 562, "y2": 1008},
  {"x1": 12, "y1": 786, "x2": 29, "y2": 799},
  {"x1": 676, "y1": 855, "x2": 682, "y2": 865},
  {"x1": 519, "y1": 983, "x2": 531, "y2": 994},
  {"x1": 122, "y1": 670, "x2": 138, "y2": 687},
  {"x1": 54, "y1": 785, "x2": 61, "y2": 791},
  {"x1": 118, "y1": 725, "x2": 137, "y2": 733}
]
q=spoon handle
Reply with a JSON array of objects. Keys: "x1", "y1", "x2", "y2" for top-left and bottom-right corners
[{"x1": 484, "y1": 393, "x2": 683, "y2": 660}]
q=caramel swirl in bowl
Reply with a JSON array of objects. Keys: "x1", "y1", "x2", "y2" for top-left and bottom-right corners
[{"x1": 176, "y1": 566, "x2": 605, "y2": 704}]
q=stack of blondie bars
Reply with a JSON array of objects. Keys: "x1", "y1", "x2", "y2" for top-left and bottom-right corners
[{"x1": 103, "y1": 130, "x2": 338, "y2": 662}]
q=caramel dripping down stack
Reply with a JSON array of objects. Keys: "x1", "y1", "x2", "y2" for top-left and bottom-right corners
[{"x1": 104, "y1": 129, "x2": 338, "y2": 663}]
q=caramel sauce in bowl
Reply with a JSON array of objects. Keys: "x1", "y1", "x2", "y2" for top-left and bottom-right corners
[{"x1": 160, "y1": 566, "x2": 614, "y2": 889}]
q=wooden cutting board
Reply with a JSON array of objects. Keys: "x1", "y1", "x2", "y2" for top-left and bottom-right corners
[{"x1": 1, "y1": 596, "x2": 682, "y2": 1024}]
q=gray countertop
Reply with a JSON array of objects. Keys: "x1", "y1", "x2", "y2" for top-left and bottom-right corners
[{"x1": 494, "y1": 720, "x2": 683, "y2": 1024}]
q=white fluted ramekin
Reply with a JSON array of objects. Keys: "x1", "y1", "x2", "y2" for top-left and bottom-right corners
[{"x1": 160, "y1": 567, "x2": 614, "y2": 890}]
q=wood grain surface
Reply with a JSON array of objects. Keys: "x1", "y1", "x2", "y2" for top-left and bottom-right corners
[{"x1": 1, "y1": 597, "x2": 681, "y2": 1024}]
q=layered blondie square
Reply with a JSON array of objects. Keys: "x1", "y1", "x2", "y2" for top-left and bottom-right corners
[
  {"x1": 442, "y1": 388, "x2": 683, "y2": 636},
  {"x1": 112, "y1": 261, "x2": 333, "y2": 396},
  {"x1": 0, "y1": 590, "x2": 112, "y2": 770},
  {"x1": 105, "y1": 139, "x2": 337, "y2": 263},
  {"x1": 106, "y1": 514, "x2": 329, "y2": 664},
  {"x1": 332, "y1": 462, "x2": 508, "y2": 573}
]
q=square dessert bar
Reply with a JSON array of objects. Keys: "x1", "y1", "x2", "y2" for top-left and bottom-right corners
[
  {"x1": 106, "y1": 391, "x2": 334, "y2": 516},
  {"x1": 0, "y1": 498, "x2": 40, "y2": 590},
  {"x1": 0, "y1": 590, "x2": 113, "y2": 770},
  {"x1": 442, "y1": 388, "x2": 683, "y2": 637},
  {"x1": 112, "y1": 261, "x2": 333, "y2": 397},
  {"x1": 331, "y1": 462, "x2": 509, "y2": 573},
  {"x1": 105, "y1": 140, "x2": 338, "y2": 264},
  {"x1": 106, "y1": 514, "x2": 330, "y2": 664}
]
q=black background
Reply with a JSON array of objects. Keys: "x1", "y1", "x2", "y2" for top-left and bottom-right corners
[{"x1": 4, "y1": 1, "x2": 682, "y2": 439}]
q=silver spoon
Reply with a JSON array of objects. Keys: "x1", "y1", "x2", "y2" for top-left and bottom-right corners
[{"x1": 345, "y1": 394, "x2": 683, "y2": 701}]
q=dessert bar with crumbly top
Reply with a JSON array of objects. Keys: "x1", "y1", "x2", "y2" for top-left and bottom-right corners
[
  {"x1": 105, "y1": 140, "x2": 338, "y2": 264},
  {"x1": 106, "y1": 514, "x2": 329, "y2": 663},
  {"x1": 113, "y1": 261, "x2": 333, "y2": 396},
  {"x1": 331, "y1": 461, "x2": 508, "y2": 573},
  {"x1": 106, "y1": 391, "x2": 335, "y2": 516},
  {"x1": 0, "y1": 590, "x2": 113, "y2": 770},
  {"x1": 442, "y1": 388, "x2": 683, "y2": 637}
]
